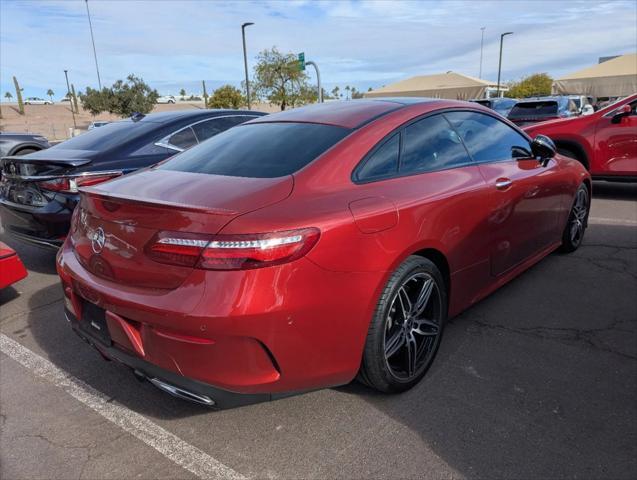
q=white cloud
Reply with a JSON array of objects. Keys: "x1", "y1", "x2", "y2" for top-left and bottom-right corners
[{"x1": 1, "y1": 0, "x2": 635, "y2": 97}]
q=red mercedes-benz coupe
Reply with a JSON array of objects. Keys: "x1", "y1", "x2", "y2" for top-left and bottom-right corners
[
  {"x1": 57, "y1": 99, "x2": 591, "y2": 408},
  {"x1": 524, "y1": 93, "x2": 637, "y2": 181}
]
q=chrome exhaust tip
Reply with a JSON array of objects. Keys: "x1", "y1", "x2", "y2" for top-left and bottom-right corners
[{"x1": 148, "y1": 377, "x2": 215, "y2": 406}]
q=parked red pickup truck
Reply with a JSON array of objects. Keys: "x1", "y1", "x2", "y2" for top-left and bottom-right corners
[{"x1": 524, "y1": 94, "x2": 637, "y2": 181}]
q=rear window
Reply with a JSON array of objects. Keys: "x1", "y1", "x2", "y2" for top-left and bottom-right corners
[
  {"x1": 508, "y1": 101, "x2": 558, "y2": 118},
  {"x1": 159, "y1": 122, "x2": 350, "y2": 178},
  {"x1": 53, "y1": 120, "x2": 157, "y2": 151}
]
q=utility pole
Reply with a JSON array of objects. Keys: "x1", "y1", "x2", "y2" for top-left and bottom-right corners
[
  {"x1": 64, "y1": 70, "x2": 77, "y2": 130},
  {"x1": 85, "y1": 0, "x2": 102, "y2": 89},
  {"x1": 305, "y1": 61, "x2": 323, "y2": 103},
  {"x1": 479, "y1": 27, "x2": 486, "y2": 79},
  {"x1": 241, "y1": 22, "x2": 254, "y2": 109},
  {"x1": 496, "y1": 31, "x2": 513, "y2": 97}
]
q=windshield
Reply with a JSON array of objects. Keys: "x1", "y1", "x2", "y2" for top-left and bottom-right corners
[
  {"x1": 508, "y1": 101, "x2": 558, "y2": 118},
  {"x1": 51, "y1": 120, "x2": 157, "y2": 151},
  {"x1": 159, "y1": 122, "x2": 350, "y2": 178}
]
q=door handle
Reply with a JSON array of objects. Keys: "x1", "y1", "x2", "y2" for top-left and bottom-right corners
[{"x1": 495, "y1": 178, "x2": 513, "y2": 190}]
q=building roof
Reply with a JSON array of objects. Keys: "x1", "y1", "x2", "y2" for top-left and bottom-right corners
[{"x1": 557, "y1": 53, "x2": 637, "y2": 80}]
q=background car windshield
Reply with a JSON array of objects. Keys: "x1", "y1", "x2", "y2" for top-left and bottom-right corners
[
  {"x1": 159, "y1": 122, "x2": 350, "y2": 178},
  {"x1": 54, "y1": 120, "x2": 157, "y2": 151},
  {"x1": 508, "y1": 101, "x2": 558, "y2": 118}
]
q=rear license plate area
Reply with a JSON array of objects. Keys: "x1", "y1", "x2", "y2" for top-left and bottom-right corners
[{"x1": 78, "y1": 300, "x2": 111, "y2": 346}]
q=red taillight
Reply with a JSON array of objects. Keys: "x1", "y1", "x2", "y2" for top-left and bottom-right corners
[
  {"x1": 38, "y1": 178, "x2": 71, "y2": 192},
  {"x1": 147, "y1": 228, "x2": 320, "y2": 270},
  {"x1": 37, "y1": 172, "x2": 122, "y2": 193}
]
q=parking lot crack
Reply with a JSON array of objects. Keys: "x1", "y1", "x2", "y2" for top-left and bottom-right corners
[{"x1": 472, "y1": 317, "x2": 637, "y2": 361}]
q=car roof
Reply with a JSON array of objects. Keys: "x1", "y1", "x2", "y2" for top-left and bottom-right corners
[
  {"x1": 248, "y1": 98, "x2": 445, "y2": 129},
  {"x1": 135, "y1": 109, "x2": 265, "y2": 124}
]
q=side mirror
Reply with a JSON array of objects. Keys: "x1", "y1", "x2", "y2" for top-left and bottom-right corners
[
  {"x1": 531, "y1": 134, "x2": 556, "y2": 166},
  {"x1": 582, "y1": 104, "x2": 595, "y2": 115},
  {"x1": 611, "y1": 104, "x2": 632, "y2": 124}
]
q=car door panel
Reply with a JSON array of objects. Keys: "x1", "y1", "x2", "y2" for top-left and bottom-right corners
[{"x1": 594, "y1": 104, "x2": 637, "y2": 175}]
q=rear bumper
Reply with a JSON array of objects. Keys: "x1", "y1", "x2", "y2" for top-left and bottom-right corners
[
  {"x1": 57, "y1": 239, "x2": 384, "y2": 401},
  {"x1": 0, "y1": 194, "x2": 76, "y2": 249},
  {"x1": 67, "y1": 309, "x2": 275, "y2": 409}
]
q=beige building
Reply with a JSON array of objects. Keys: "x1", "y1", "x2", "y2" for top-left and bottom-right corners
[
  {"x1": 552, "y1": 53, "x2": 637, "y2": 98},
  {"x1": 363, "y1": 72, "x2": 504, "y2": 100}
]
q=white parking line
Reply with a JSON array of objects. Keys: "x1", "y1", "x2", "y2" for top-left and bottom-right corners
[
  {"x1": 0, "y1": 334, "x2": 246, "y2": 480},
  {"x1": 588, "y1": 217, "x2": 637, "y2": 226}
]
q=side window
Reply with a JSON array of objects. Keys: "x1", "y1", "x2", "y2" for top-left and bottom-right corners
[
  {"x1": 444, "y1": 111, "x2": 532, "y2": 163},
  {"x1": 168, "y1": 127, "x2": 197, "y2": 150},
  {"x1": 356, "y1": 133, "x2": 400, "y2": 181},
  {"x1": 192, "y1": 116, "x2": 256, "y2": 143},
  {"x1": 401, "y1": 114, "x2": 471, "y2": 175}
]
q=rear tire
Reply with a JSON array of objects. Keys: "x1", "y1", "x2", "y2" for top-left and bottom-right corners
[
  {"x1": 14, "y1": 148, "x2": 38, "y2": 156},
  {"x1": 559, "y1": 183, "x2": 589, "y2": 253},
  {"x1": 358, "y1": 256, "x2": 447, "y2": 393}
]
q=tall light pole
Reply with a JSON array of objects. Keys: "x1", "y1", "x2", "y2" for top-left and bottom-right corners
[
  {"x1": 478, "y1": 27, "x2": 486, "y2": 79},
  {"x1": 241, "y1": 22, "x2": 254, "y2": 110},
  {"x1": 85, "y1": 0, "x2": 102, "y2": 89},
  {"x1": 496, "y1": 31, "x2": 513, "y2": 97},
  {"x1": 64, "y1": 70, "x2": 77, "y2": 130}
]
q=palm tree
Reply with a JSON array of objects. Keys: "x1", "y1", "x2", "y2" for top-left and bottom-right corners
[
  {"x1": 4, "y1": 92, "x2": 13, "y2": 101},
  {"x1": 345, "y1": 85, "x2": 351, "y2": 100},
  {"x1": 179, "y1": 88, "x2": 186, "y2": 99},
  {"x1": 46, "y1": 89, "x2": 54, "y2": 102},
  {"x1": 331, "y1": 86, "x2": 340, "y2": 99}
]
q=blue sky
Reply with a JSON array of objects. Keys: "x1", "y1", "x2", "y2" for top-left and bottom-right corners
[{"x1": 1, "y1": 0, "x2": 636, "y2": 99}]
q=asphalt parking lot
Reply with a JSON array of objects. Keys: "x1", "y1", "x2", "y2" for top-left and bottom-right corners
[{"x1": 1, "y1": 181, "x2": 636, "y2": 480}]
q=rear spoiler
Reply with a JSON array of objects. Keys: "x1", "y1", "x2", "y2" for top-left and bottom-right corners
[
  {"x1": 80, "y1": 188, "x2": 238, "y2": 216},
  {"x1": 1, "y1": 155, "x2": 92, "y2": 168}
]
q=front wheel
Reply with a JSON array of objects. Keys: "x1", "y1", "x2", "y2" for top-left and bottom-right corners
[
  {"x1": 559, "y1": 183, "x2": 589, "y2": 253},
  {"x1": 358, "y1": 256, "x2": 447, "y2": 393}
]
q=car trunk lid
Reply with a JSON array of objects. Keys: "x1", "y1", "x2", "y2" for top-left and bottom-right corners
[{"x1": 70, "y1": 169, "x2": 293, "y2": 289}]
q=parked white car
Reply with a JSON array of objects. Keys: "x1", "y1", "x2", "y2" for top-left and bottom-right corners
[
  {"x1": 24, "y1": 97, "x2": 52, "y2": 105},
  {"x1": 156, "y1": 95, "x2": 176, "y2": 104}
]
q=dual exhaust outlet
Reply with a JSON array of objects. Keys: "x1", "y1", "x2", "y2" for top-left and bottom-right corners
[{"x1": 134, "y1": 370, "x2": 215, "y2": 407}]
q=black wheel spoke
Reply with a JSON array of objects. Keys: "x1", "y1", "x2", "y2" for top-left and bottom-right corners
[{"x1": 383, "y1": 272, "x2": 443, "y2": 381}]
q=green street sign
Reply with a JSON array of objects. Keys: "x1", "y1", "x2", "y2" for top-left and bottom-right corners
[{"x1": 298, "y1": 52, "x2": 305, "y2": 71}]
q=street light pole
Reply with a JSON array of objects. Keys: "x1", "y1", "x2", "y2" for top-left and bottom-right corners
[
  {"x1": 479, "y1": 26, "x2": 486, "y2": 79},
  {"x1": 241, "y1": 22, "x2": 254, "y2": 110},
  {"x1": 305, "y1": 61, "x2": 323, "y2": 103},
  {"x1": 63, "y1": 70, "x2": 77, "y2": 130},
  {"x1": 496, "y1": 31, "x2": 513, "y2": 97},
  {"x1": 85, "y1": 0, "x2": 102, "y2": 89}
]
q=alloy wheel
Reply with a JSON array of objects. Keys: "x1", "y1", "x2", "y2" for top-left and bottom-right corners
[
  {"x1": 570, "y1": 187, "x2": 588, "y2": 246},
  {"x1": 383, "y1": 272, "x2": 442, "y2": 380}
]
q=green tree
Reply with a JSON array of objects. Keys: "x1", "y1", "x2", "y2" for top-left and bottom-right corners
[
  {"x1": 351, "y1": 87, "x2": 364, "y2": 99},
  {"x1": 179, "y1": 88, "x2": 186, "y2": 98},
  {"x1": 505, "y1": 73, "x2": 553, "y2": 98},
  {"x1": 345, "y1": 85, "x2": 351, "y2": 100},
  {"x1": 252, "y1": 47, "x2": 310, "y2": 110},
  {"x1": 4, "y1": 92, "x2": 13, "y2": 101},
  {"x1": 46, "y1": 89, "x2": 55, "y2": 102},
  {"x1": 208, "y1": 84, "x2": 245, "y2": 109},
  {"x1": 331, "y1": 86, "x2": 340, "y2": 99},
  {"x1": 80, "y1": 74, "x2": 159, "y2": 117},
  {"x1": 13, "y1": 76, "x2": 24, "y2": 115}
]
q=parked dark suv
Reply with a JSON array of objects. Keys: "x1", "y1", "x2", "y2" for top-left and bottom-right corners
[
  {"x1": 0, "y1": 109, "x2": 265, "y2": 248},
  {"x1": 507, "y1": 96, "x2": 579, "y2": 127}
]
